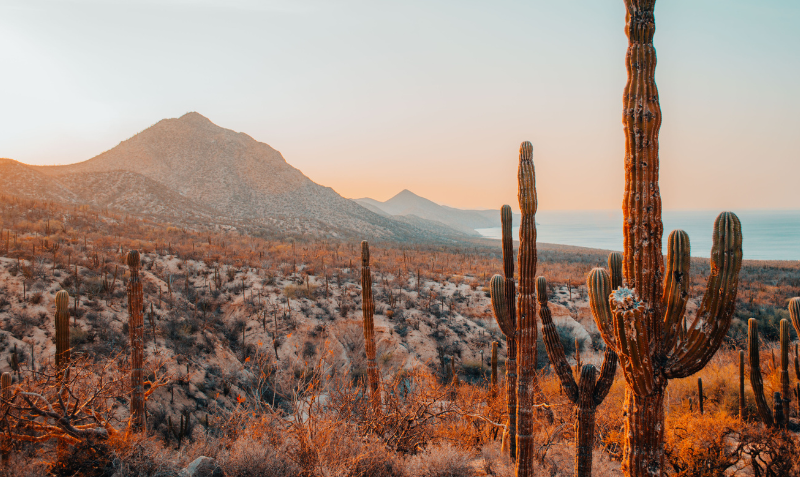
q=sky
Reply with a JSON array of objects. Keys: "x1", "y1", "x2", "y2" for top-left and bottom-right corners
[{"x1": 1, "y1": 0, "x2": 799, "y2": 212}]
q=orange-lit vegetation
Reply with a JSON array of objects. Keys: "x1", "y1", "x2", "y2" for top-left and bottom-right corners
[{"x1": 0, "y1": 193, "x2": 799, "y2": 476}]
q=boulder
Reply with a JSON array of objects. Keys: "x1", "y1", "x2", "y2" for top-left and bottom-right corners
[{"x1": 179, "y1": 456, "x2": 226, "y2": 477}]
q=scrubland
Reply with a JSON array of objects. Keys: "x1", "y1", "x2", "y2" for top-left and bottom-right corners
[{"x1": 0, "y1": 194, "x2": 798, "y2": 476}]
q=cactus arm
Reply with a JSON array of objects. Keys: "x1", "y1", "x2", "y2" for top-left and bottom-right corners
[
  {"x1": 593, "y1": 346, "x2": 618, "y2": 405},
  {"x1": 588, "y1": 268, "x2": 616, "y2": 351},
  {"x1": 575, "y1": 364, "x2": 599, "y2": 477},
  {"x1": 490, "y1": 275, "x2": 514, "y2": 338},
  {"x1": 537, "y1": 276, "x2": 579, "y2": 403},
  {"x1": 608, "y1": 252, "x2": 623, "y2": 290},
  {"x1": 660, "y1": 230, "x2": 690, "y2": 354},
  {"x1": 748, "y1": 318, "x2": 774, "y2": 426},
  {"x1": 611, "y1": 289, "x2": 653, "y2": 397},
  {"x1": 664, "y1": 212, "x2": 743, "y2": 379},
  {"x1": 789, "y1": 297, "x2": 800, "y2": 338}
]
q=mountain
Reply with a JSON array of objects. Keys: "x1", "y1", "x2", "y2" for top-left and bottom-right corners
[
  {"x1": 354, "y1": 189, "x2": 514, "y2": 236},
  {"x1": 4, "y1": 113, "x2": 466, "y2": 241}
]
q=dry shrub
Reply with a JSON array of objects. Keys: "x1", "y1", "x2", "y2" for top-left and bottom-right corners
[
  {"x1": 665, "y1": 410, "x2": 740, "y2": 476},
  {"x1": 403, "y1": 442, "x2": 476, "y2": 477}
]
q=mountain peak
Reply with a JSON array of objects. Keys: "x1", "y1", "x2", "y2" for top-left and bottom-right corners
[{"x1": 175, "y1": 111, "x2": 216, "y2": 126}]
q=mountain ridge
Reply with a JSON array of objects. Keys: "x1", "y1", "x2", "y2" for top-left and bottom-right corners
[{"x1": 6, "y1": 113, "x2": 467, "y2": 242}]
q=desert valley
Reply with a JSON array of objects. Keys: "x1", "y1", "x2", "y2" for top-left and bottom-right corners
[{"x1": 2, "y1": 1, "x2": 800, "y2": 477}]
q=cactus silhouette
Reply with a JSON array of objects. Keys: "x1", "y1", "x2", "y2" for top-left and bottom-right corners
[
  {"x1": 539, "y1": 252, "x2": 620, "y2": 477},
  {"x1": 54, "y1": 290, "x2": 70, "y2": 371},
  {"x1": 127, "y1": 250, "x2": 146, "y2": 432},
  {"x1": 360, "y1": 241, "x2": 380, "y2": 411}
]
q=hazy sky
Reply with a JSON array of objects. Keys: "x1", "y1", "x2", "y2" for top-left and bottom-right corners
[{"x1": 2, "y1": 0, "x2": 799, "y2": 211}]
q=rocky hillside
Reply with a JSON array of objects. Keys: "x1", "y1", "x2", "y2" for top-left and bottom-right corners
[{"x1": 4, "y1": 113, "x2": 465, "y2": 242}]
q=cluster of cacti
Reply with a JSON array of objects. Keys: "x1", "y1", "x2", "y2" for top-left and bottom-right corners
[
  {"x1": 582, "y1": 1, "x2": 745, "y2": 474},
  {"x1": 127, "y1": 250, "x2": 146, "y2": 432},
  {"x1": 538, "y1": 253, "x2": 620, "y2": 477},
  {"x1": 360, "y1": 241, "x2": 381, "y2": 411}
]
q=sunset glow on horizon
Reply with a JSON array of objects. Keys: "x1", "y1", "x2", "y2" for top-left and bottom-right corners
[{"x1": 2, "y1": 0, "x2": 799, "y2": 211}]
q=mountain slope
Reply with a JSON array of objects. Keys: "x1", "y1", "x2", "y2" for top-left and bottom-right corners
[{"x1": 25, "y1": 113, "x2": 461, "y2": 241}]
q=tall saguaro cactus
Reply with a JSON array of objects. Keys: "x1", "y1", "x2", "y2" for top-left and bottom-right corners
[
  {"x1": 490, "y1": 204, "x2": 518, "y2": 461},
  {"x1": 540, "y1": 253, "x2": 621, "y2": 477},
  {"x1": 590, "y1": 2, "x2": 745, "y2": 474},
  {"x1": 515, "y1": 140, "x2": 541, "y2": 477},
  {"x1": 127, "y1": 250, "x2": 146, "y2": 432},
  {"x1": 54, "y1": 290, "x2": 70, "y2": 371},
  {"x1": 360, "y1": 241, "x2": 381, "y2": 411}
]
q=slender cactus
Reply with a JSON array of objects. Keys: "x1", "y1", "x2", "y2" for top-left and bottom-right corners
[
  {"x1": 789, "y1": 297, "x2": 800, "y2": 337},
  {"x1": 54, "y1": 290, "x2": 70, "y2": 371},
  {"x1": 360, "y1": 241, "x2": 381, "y2": 411},
  {"x1": 1, "y1": 372, "x2": 11, "y2": 463},
  {"x1": 739, "y1": 350, "x2": 745, "y2": 421},
  {"x1": 697, "y1": 378, "x2": 704, "y2": 415},
  {"x1": 490, "y1": 205, "x2": 518, "y2": 461},
  {"x1": 491, "y1": 341, "x2": 498, "y2": 396},
  {"x1": 780, "y1": 319, "x2": 791, "y2": 423},
  {"x1": 515, "y1": 140, "x2": 542, "y2": 477},
  {"x1": 748, "y1": 319, "x2": 774, "y2": 427},
  {"x1": 539, "y1": 252, "x2": 620, "y2": 477},
  {"x1": 127, "y1": 250, "x2": 146, "y2": 432},
  {"x1": 592, "y1": 3, "x2": 745, "y2": 472}
]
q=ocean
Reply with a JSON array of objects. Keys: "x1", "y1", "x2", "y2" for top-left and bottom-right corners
[{"x1": 475, "y1": 210, "x2": 800, "y2": 261}]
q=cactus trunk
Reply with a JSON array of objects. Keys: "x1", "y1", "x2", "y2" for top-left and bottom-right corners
[
  {"x1": 514, "y1": 141, "x2": 539, "y2": 477},
  {"x1": 54, "y1": 290, "x2": 70, "y2": 372},
  {"x1": 624, "y1": 390, "x2": 665, "y2": 476},
  {"x1": 739, "y1": 350, "x2": 745, "y2": 421},
  {"x1": 360, "y1": 241, "x2": 381, "y2": 411},
  {"x1": 780, "y1": 319, "x2": 790, "y2": 423},
  {"x1": 748, "y1": 319, "x2": 773, "y2": 426},
  {"x1": 127, "y1": 250, "x2": 146, "y2": 432}
]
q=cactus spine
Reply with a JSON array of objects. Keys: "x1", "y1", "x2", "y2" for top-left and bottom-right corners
[
  {"x1": 54, "y1": 290, "x2": 70, "y2": 371},
  {"x1": 539, "y1": 256, "x2": 619, "y2": 477},
  {"x1": 594, "y1": 2, "x2": 746, "y2": 473},
  {"x1": 490, "y1": 203, "x2": 518, "y2": 461},
  {"x1": 748, "y1": 318, "x2": 774, "y2": 426},
  {"x1": 514, "y1": 140, "x2": 541, "y2": 477},
  {"x1": 127, "y1": 250, "x2": 145, "y2": 432},
  {"x1": 360, "y1": 241, "x2": 380, "y2": 411}
]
